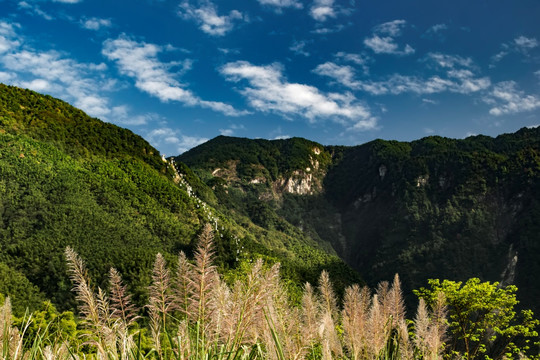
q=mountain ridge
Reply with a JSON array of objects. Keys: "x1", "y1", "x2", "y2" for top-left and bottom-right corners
[{"x1": 178, "y1": 127, "x2": 540, "y2": 311}]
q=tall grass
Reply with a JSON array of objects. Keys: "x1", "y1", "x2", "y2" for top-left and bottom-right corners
[{"x1": 0, "y1": 224, "x2": 449, "y2": 359}]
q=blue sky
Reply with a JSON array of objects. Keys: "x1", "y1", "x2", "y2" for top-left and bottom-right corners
[{"x1": 1, "y1": 0, "x2": 539, "y2": 155}]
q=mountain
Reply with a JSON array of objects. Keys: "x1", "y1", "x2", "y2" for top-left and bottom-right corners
[
  {"x1": 178, "y1": 129, "x2": 540, "y2": 311},
  {"x1": 0, "y1": 84, "x2": 359, "y2": 315},
  {"x1": 2, "y1": 83, "x2": 539, "y2": 315}
]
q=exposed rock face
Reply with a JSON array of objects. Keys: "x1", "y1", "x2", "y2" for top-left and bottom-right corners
[
  {"x1": 416, "y1": 175, "x2": 429, "y2": 187},
  {"x1": 212, "y1": 160, "x2": 240, "y2": 183},
  {"x1": 500, "y1": 245, "x2": 518, "y2": 287},
  {"x1": 273, "y1": 148, "x2": 326, "y2": 195},
  {"x1": 250, "y1": 177, "x2": 266, "y2": 184},
  {"x1": 379, "y1": 165, "x2": 387, "y2": 180},
  {"x1": 278, "y1": 170, "x2": 314, "y2": 195}
]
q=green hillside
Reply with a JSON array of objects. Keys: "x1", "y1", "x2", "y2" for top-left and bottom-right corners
[
  {"x1": 0, "y1": 84, "x2": 359, "y2": 315},
  {"x1": 178, "y1": 129, "x2": 540, "y2": 311}
]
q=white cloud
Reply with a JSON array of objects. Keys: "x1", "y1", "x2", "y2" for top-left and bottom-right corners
[
  {"x1": 422, "y1": 99, "x2": 438, "y2": 105},
  {"x1": 289, "y1": 40, "x2": 310, "y2": 56},
  {"x1": 310, "y1": 0, "x2": 336, "y2": 22},
  {"x1": 374, "y1": 19, "x2": 407, "y2": 36},
  {"x1": 311, "y1": 24, "x2": 346, "y2": 34},
  {"x1": 0, "y1": 71, "x2": 13, "y2": 82},
  {"x1": 107, "y1": 105, "x2": 158, "y2": 126},
  {"x1": 220, "y1": 60, "x2": 376, "y2": 129},
  {"x1": 514, "y1": 36, "x2": 538, "y2": 50},
  {"x1": 0, "y1": 22, "x2": 21, "y2": 53},
  {"x1": 274, "y1": 135, "x2": 291, "y2": 140},
  {"x1": 423, "y1": 23, "x2": 448, "y2": 41},
  {"x1": 218, "y1": 47, "x2": 240, "y2": 55},
  {"x1": 256, "y1": 0, "x2": 303, "y2": 10},
  {"x1": 0, "y1": 21, "x2": 164, "y2": 131},
  {"x1": 19, "y1": 78, "x2": 51, "y2": 92},
  {"x1": 1, "y1": 39, "x2": 114, "y2": 118},
  {"x1": 313, "y1": 52, "x2": 489, "y2": 96},
  {"x1": 426, "y1": 53, "x2": 474, "y2": 69},
  {"x1": 364, "y1": 36, "x2": 397, "y2": 53},
  {"x1": 219, "y1": 128, "x2": 234, "y2": 136},
  {"x1": 427, "y1": 23, "x2": 447, "y2": 34},
  {"x1": 446, "y1": 69, "x2": 491, "y2": 93},
  {"x1": 178, "y1": 0, "x2": 244, "y2": 36},
  {"x1": 146, "y1": 128, "x2": 208, "y2": 154},
  {"x1": 364, "y1": 20, "x2": 414, "y2": 55},
  {"x1": 491, "y1": 35, "x2": 539, "y2": 64},
  {"x1": 335, "y1": 51, "x2": 370, "y2": 74},
  {"x1": 314, "y1": 57, "x2": 490, "y2": 96},
  {"x1": 52, "y1": 0, "x2": 81, "y2": 3},
  {"x1": 102, "y1": 35, "x2": 247, "y2": 116},
  {"x1": 335, "y1": 52, "x2": 368, "y2": 65},
  {"x1": 313, "y1": 62, "x2": 360, "y2": 89},
  {"x1": 18, "y1": 1, "x2": 54, "y2": 20},
  {"x1": 363, "y1": 73, "x2": 490, "y2": 95},
  {"x1": 219, "y1": 123, "x2": 245, "y2": 136},
  {"x1": 486, "y1": 81, "x2": 540, "y2": 116},
  {"x1": 81, "y1": 17, "x2": 112, "y2": 31}
]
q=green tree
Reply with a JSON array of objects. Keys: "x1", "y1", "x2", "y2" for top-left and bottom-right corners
[{"x1": 415, "y1": 278, "x2": 539, "y2": 360}]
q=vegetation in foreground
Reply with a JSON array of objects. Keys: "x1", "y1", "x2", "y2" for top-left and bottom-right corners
[{"x1": 1, "y1": 225, "x2": 538, "y2": 360}]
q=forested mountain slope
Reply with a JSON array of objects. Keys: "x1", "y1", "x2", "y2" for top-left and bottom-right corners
[
  {"x1": 178, "y1": 128, "x2": 540, "y2": 311},
  {"x1": 0, "y1": 84, "x2": 358, "y2": 314}
]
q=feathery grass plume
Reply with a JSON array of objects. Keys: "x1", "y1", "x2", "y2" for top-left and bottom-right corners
[
  {"x1": 65, "y1": 247, "x2": 100, "y2": 329},
  {"x1": 301, "y1": 282, "x2": 320, "y2": 350},
  {"x1": 207, "y1": 277, "x2": 230, "y2": 345},
  {"x1": 386, "y1": 274, "x2": 413, "y2": 359},
  {"x1": 376, "y1": 280, "x2": 390, "y2": 320},
  {"x1": 148, "y1": 253, "x2": 175, "y2": 328},
  {"x1": 367, "y1": 293, "x2": 387, "y2": 358},
  {"x1": 398, "y1": 316, "x2": 414, "y2": 360},
  {"x1": 148, "y1": 252, "x2": 175, "y2": 356},
  {"x1": 427, "y1": 291, "x2": 448, "y2": 358},
  {"x1": 174, "y1": 251, "x2": 192, "y2": 318},
  {"x1": 65, "y1": 246, "x2": 116, "y2": 358},
  {"x1": 96, "y1": 287, "x2": 117, "y2": 353},
  {"x1": 224, "y1": 258, "x2": 267, "y2": 348},
  {"x1": 109, "y1": 267, "x2": 139, "y2": 328},
  {"x1": 188, "y1": 223, "x2": 219, "y2": 343},
  {"x1": 258, "y1": 263, "x2": 283, "y2": 360},
  {"x1": 41, "y1": 342, "x2": 73, "y2": 360},
  {"x1": 261, "y1": 262, "x2": 310, "y2": 360},
  {"x1": 387, "y1": 274, "x2": 406, "y2": 327},
  {"x1": 317, "y1": 271, "x2": 342, "y2": 360},
  {"x1": 148, "y1": 303, "x2": 162, "y2": 357},
  {"x1": 318, "y1": 271, "x2": 338, "y2": 320},
  {"x1": 414, "y1": 292, "x2": 448, "y2": 360},
  {"x1": 414, "y1": 297, "x2": 431, "y2": 358},
  {"x1": 42, "y1": 343, "x2": 70, "y2": 360},
  {"x1": 175, "y1": 319, "x2": 192, "y2": 360},
  {"x1": 269, "y1": 266, "x2": 307, "y2": 360},
  {"x1": 0, "y1": 296, "x2": 11, "y2": 342},
  {"x1": 1, "y1": 297, "x2": 15, "y2": 358},
  {"x1": 342, "y1": 284, "x2": 371, "y2": 360}
]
